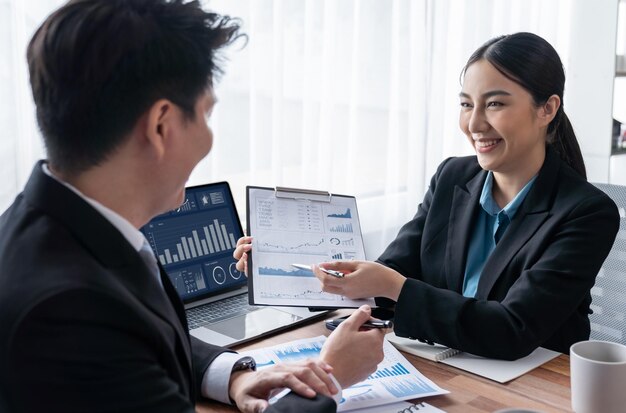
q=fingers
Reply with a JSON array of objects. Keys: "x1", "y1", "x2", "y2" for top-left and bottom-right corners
[
  {"x1": 239, "y1": 399, "x2": 269, "y2": 413},
  {"x1": 335, "y1": 305, "x2": 371, "y2": 330},
  {"x1": 233, "y1": 236, "x2": 253, "y2": 259},
  {"x1": 365, "y1": 328, "x2": 387, "y2": 359},
  {"x1": 311, "y1": 265, "x2": 343, "y2": 295},
  {"x1": 300, "y1": 359, "x2": 337, "y2": 396},
  {"x1": 279, "y1": 372, "x2": 316, "y2": 399},
  {"x1": 261, "y1": 360, "x2": 337, "y2": 398},
  {"x1": 275, "y1": 360, "x2": 337, "y2": 398},
  {"x1": 236, "y1": 236, "x2": 253, "y2": 247},
  {"x1": 234, "y1": 236, "x2": 253, "y2": 273},
  {"x1": 319, "y1": 260, "x2": 361, "y2": 272},
  {"x1": 236, "y1": 252, "x2": 248, "y2": 274}
]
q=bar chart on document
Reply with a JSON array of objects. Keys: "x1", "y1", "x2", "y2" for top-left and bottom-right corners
[
  {"x1": 242, "y1": 336, "x2": 448, "y2": 412},
  {"x1": 247, "y1": 187, "x2": 375, "y2": 308}
]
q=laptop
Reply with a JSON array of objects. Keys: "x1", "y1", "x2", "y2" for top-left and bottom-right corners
[{"x1": 140, "y1": 182, "x2": 326, "y2": 347}]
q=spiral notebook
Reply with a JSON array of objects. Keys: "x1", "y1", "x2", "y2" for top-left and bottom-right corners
[
  {"x1": 387, "y1": 332, "x2": 560, "y2": 383},
  {"x1": 387, "y1": 333, "x2": 460, "y2": 362}
]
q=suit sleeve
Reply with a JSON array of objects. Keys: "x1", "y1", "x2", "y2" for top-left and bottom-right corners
[
  {"x1": 7, "y1": 289, "x2": 197, "y2": 413},
  {"x1": 190, "y1": 335, "x2": 233, "y2": 399}
]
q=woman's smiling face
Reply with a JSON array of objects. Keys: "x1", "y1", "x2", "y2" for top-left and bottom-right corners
[{"x1": 459, "y1": 58, "x2": 548, "y2": 178}]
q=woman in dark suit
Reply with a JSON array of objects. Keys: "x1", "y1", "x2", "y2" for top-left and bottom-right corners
[{"x1": 308, "y1": 32, "x2": 620, "y2": 360}]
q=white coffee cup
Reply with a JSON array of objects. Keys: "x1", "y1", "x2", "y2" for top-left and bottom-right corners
[{"x1": 570, "y1": 340, "x2": 626, "y2": 413}]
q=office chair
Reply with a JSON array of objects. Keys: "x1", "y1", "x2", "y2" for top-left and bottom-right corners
[{"x1": 590, "y1": 183, "x2": 626, "y2": 345}]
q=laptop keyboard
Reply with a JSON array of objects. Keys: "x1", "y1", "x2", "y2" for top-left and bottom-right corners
[{"x1": 186, "y1": 294, "x2": 259, "y2": 329}]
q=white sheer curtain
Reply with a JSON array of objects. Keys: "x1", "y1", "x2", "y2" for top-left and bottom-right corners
[
  {"x1": 0, "y1": 0, "x2": 63, "y2": 211},
  {"x1": 0, "y1": 0, "x2": 573, "y2": 258},
  {"x1": 199, "y1": 0, "x2": 572, "y2": 257}
]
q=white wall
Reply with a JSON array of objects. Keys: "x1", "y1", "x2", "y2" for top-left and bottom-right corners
[{"x1": 566, "y1": 0, "x2": 619, "y2": 183}]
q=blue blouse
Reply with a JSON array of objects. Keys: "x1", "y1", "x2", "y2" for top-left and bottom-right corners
[{"x1": 462, "y1": 171, "x2": 537, "y2": 297}]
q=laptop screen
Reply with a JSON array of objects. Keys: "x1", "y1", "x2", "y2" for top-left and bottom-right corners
[{"x1": 140, "y1": 182, "x2": 246, "y2": 303}]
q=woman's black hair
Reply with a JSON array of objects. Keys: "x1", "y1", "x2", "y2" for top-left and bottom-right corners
[{"x1": 461, "y1": 32, "x2": 586, "y2": 179}]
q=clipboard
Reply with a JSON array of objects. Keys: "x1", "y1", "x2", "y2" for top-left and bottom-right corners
[{"x1": 246, "y1": 186, "x2": 375, "y2": 309}]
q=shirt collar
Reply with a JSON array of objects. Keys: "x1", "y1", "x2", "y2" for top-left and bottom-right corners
[
  {"x1": 479, "y1": 171, "x2": 538, "y2": 219},
  {"x1": 41, "y1": 163, "x2": 146, "y2": 252}
]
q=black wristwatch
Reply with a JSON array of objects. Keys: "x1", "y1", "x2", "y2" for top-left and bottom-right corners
[{"x1": 231, "y1": 356, "x2": 256, "y2": 372}]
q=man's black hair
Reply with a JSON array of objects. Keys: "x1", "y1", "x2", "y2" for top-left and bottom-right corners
[{"x1": 27, "y1": 0, "x2": 242, "y2": 174}]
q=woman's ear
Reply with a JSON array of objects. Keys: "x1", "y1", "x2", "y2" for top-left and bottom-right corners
[
  {"x1": 144, "y1": 99, "x2": 174, "y2": 160},
  {"x1": 538, "y1": 94, "x2": 561, "y2": 127}
]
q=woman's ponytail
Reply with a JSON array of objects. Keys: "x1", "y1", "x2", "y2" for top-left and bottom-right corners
[{"x1": 548, "y1": 107, "x2": 587, "y2": 180}]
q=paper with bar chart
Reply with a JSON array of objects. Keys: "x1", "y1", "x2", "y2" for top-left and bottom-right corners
[
  {"x1": 247, "y1": 187, "x2": 374, "y2": 308},
  {"x1": 241, "y1": 335, "x2": 448, "y2": 412}
]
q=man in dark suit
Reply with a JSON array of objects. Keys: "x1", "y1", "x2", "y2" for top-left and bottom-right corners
[{"x1": 0, "y1": 1, "x2": 385, "y2": 412}]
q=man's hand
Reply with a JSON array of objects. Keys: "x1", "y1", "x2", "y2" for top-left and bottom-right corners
[
  {"x1": 228, "y1": 359, "x2": 338, "y2": 413},
  {"x1": 233, "y1": 236, "x2": 252, "y2": 274},
  {"x1": 320, "y1": 305, "x2": 387, "y2": 387}
]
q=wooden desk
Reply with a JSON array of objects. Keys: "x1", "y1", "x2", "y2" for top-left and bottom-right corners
[{"x1": 196, "y1": 313, "x2": 573, "y2": 413}]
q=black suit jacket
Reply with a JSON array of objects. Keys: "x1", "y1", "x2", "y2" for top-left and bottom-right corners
[
  {"x1": 0, "y1": 162, "x2": 334, "y2": 412},
  {"x1": 378, "y1": 147, "x2": 620, "y2": 359}
]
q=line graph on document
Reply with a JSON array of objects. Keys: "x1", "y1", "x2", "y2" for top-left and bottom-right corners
[
  {"x1": 253, "y1": 254, "x2": 357, "y2": 304},
  {"x1": 254, "y1": 272, "x2": 347, "y2": 302},
  {"x1": 255, "y1": 234, "x2": 327, "y2": 256}
]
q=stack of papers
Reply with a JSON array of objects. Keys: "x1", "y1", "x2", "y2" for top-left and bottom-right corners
[{"x1": 241, "y1": 335, "x2": 449, "y2": 412}]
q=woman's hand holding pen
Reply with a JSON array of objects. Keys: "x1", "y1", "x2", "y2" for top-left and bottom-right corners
[
  {"x1": 312, "y1": 261, "x2": 406, "y2": 301},
  {"x1": 233, "y1": 236, "x2": 253, "y2": 275}
]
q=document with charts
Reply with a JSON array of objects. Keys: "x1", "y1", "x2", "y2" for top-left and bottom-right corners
[
  {"x1": 241, "y1": 336, "x2": 449, "y2": 412},
  {"x1": 246, "y1": 186, "x2": 375, "y2": 308}
]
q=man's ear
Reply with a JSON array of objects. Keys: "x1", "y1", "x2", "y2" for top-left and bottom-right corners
[
  {"x1": 144, "y1": 99, "x2": 174, "y2": 160},
  {"x1": 537, "y1": 94, "x2": 561, "y2": 127}
]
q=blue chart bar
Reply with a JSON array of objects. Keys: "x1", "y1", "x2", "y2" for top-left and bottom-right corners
[
  {"x1": 327, "y1": 208, "x2": 352, "y2": 219},
  {"x1": 259, "y1": 267, "x2": 314, "y2": 277},
  {"x1": 256, "y1": 360, "x2": 276, "y2": 369},
  {"x1": 329, "y1": 222, "x2": 353, "y2": 233},
  {"x1": 274, "y1": 342, "x2": 323, "y2": 363},
  {"x1": 368, "y1": 363, "x2": 410, "y2": 380},
  {"x1": 345, "y1": 384, "x2": 376, "y2": 401},
  {"x1": 332, "y1": 253, "x2": 343, "y2": 259},
  {"x1": 381, "y1": 378, "x2": 436, "y2": 397}
]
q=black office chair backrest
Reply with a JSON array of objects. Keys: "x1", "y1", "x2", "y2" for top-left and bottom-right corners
[{"x1": 590, "y1": 183, "x2": 626, "y2": 345}]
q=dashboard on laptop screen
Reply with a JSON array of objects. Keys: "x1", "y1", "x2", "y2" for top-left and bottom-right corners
[{"x1": 140, "y1": 182, "x2": 246, "y2": 302}]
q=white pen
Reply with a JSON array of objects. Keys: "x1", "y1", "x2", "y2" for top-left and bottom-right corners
[{"x1": 292, "y1": 263, "x2": 345, "y2": 278}]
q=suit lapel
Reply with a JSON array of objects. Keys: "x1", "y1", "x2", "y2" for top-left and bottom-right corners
[
  {"x1": 446, "y1": 170, "x2": 486, "y2": 292},
  {"x1": 23, "y1": 162, "x2": 193, "y2": 383},
  {"x1": 475, "y1": 148, "x2": 561, "y2": 298},
  {"x1": 475, "y1": 212, "x2": 549, "y2": 298}
]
